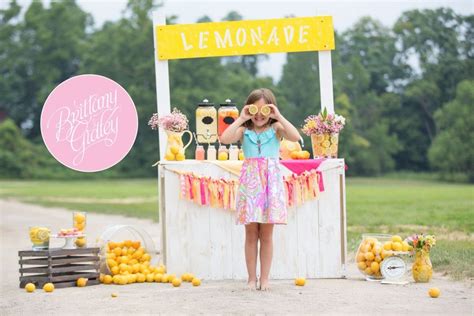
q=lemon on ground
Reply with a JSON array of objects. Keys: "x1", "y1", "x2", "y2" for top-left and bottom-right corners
[
  {"x1": 111, "y1": 293, "x2": 118, "y2": 298},
  {"x1": 192, "y1": 278, "x2": 201, "y2": 286},
  {"x1": 295, "y1": 278, "x2": 306, "y2": 286},
  {"x1": 161, "y1": 274, "x2": 169, "y2": 283},
  {"x1": 118, "y1": 276, "x2": 127, "y2": 285},
  {"x1": 146, "y1": 274, "x2": 155, "y2": 282},
  {"x1": 428, "y1": 287, "x2": 440, "y2": 298},
  {"x1": 154, "y1": 273, "x2": 163, "y2": 282},
  {"x1": 43, "y1": 283, "x2": 54, "y2": 293},
  {"x1": 77, "y1": 278, "x2": 88, "y2": 287},
  {"x1": 136, "y1": 273, "x2": 146, "y2": 283},
  {"x1": 25, "y1": 283, "x2": 36, "y2": 293},
  {"x1": 103, "y1": 275, "x2": 113, "y2": 284},
  {"x1": 181, "y1": 273, "x2": 189, "y2": 282},
  {"x1": 172, "y1": 278, "x2": 182, "y2": 287}
]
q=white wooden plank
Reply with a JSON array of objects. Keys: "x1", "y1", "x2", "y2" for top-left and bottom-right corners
[
  {"x1": 153, "y1": 12, "x2": 171, "y2": 160},
  {"x1": 318, "y1": 51, "x2": 334, "y2": 114}
]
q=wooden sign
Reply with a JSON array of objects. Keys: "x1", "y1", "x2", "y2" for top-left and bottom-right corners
[{"x1": 156, "y1": 16, "x2": 335, "y2": 60}]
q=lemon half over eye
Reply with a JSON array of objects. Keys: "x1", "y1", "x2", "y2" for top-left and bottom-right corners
[
  {"x1": 261, "y1": 105, "x2": 271, "y2": 116},
  {"x1": 248, "y1": 104, "x2": 258, "y2": 115}
]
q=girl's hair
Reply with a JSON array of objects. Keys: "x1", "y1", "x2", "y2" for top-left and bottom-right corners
[{"x1": 243, "y1": 88, "x2": 278, "y2": 129}]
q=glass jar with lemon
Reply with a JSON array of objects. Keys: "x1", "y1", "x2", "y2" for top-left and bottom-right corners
[
  {"x1": 29, "y1": 226, "x2": 51, "y2": 250},
  {"x1": 73, "y1": 211, "x2": 87, "y2": 248}
]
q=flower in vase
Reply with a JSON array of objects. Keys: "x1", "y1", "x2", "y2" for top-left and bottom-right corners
[
  {"x1": 301, "y1": 107, "x2": 346, "y2": 136},
  {"x1": 148, "y1": 108, "x2": 189, "y2": 133}
]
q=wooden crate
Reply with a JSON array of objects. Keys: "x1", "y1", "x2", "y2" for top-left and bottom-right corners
[{"x1": 19, "y1": 247, "x2": 100, "y2": 289}]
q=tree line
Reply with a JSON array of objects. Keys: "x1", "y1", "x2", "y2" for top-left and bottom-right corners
[{"x1": 0, "y1": 0, "x2": 472, "y2": 181}]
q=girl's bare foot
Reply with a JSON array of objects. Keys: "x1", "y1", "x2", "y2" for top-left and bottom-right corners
[
  {"x1": 245, "y1": 279, "x2": 257, "y2": 290},
  {"x1": 259, "y1": 279, "x2": 270, "y2": 291}
]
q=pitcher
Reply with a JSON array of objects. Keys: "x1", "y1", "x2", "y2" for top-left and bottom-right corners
[{"x1": 164, "y1": 130, "x2": 193, "y2": 161}]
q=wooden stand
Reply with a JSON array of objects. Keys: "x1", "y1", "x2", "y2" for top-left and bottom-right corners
[{"x1": 18, "y1": 247, "x2": 100, "y2": 288}]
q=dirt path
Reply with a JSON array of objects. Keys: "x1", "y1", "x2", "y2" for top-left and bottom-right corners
[{"x1": 0, "y1": 199, "x2": 472, "y2": 315}]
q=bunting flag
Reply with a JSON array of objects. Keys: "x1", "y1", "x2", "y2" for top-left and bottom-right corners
[{"x1": 164, "y1": 166, "x2": 322, "y2": 210}]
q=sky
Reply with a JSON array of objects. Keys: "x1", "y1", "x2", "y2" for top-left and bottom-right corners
[{"x1": 5, "y1": 0, "x2": 473, "y2": 81}]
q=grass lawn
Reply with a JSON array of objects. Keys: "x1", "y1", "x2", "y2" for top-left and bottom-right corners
[{"x1": 1, "y1": 177, "x2": 472, "y2": 279}]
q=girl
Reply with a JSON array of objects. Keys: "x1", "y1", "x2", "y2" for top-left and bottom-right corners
[{"x1": 220, "y1": 88, "x2": 301, "y2": 290}]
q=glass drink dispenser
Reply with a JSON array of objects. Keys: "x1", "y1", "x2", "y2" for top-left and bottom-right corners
[
  {"x1": 196, "y1": 99, "x2": 217, "y2": 143},
  {"x1": 218, "y1": 99, "x2": 239, "y2": 137}
]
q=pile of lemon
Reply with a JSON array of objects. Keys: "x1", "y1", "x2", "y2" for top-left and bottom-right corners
[
  {"x1": 356, "y1": 235, "x2": 412, "y2": 278},
  {"x1": 100, "y1": 240, "x2": 201, "y2": 287}
]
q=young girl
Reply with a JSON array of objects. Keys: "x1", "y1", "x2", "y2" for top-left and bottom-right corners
[{"x1": 220, "y1": 88, "x2": 301, "y2": 290}]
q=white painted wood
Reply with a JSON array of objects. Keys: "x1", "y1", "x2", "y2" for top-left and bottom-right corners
[
  {"x1": 159, "y1": 159, "x2": 346, "y2": 280},
  {"x1": 318, "y1": 51, "x2": 334, "y2": 114},
  {"x1": 152, "y1": 12, "x2": 171, "y2": 160}
]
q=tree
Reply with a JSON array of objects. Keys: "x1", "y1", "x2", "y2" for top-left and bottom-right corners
[{"x1": 428, "y1": 80, "x2": 474, "y2": 182}]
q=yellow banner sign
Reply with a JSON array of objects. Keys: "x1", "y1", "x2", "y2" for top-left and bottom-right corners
[{"x1": 156, "y1": 16, "x2": 335, "y2": 60}]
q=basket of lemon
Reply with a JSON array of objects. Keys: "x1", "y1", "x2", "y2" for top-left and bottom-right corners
[{"x1": 355, "y1": 234, "x2": 411, "y2": 281}]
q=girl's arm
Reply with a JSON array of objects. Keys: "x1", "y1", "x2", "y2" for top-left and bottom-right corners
[
  {"x1": 267, "y1": 104, "x2": 301, "y2": 142},
  {"x1": 219, "y1": 105, "x2": 252, "y2": 144}
]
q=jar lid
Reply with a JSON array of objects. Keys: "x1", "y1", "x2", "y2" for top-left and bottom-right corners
[
  {"x1": 198, "y1": 98, "x2": 214, "y2": 107},
  {"x1": 219, "y1": 99, "x2": 236, "y2": 107}
]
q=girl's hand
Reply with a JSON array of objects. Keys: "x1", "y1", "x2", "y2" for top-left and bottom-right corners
[
  {"x1": 267, "y1": 104, "x2": 282, "y2": 121},
  {"x1": 240, "y1": 105, "x2": 253, "y2": 121}
]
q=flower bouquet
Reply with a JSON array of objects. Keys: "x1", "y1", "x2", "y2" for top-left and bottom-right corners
[
  {"x1": 405, "y1": 234, "x2": 436, "y2": 283},
  {"x1": 302, "y1": 108, "x2": 345, "y2": 158},
  {"x1": 149, "y1": 108, "x2": 193, "y2": 161}
]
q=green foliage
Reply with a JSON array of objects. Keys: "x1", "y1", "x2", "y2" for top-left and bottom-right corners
[
  {"x1": 1, "y1": 2, "x2": 473, "y2": 180},
  {"x1": 428, "y1": 80, "x2": 474, "y2": 182}
]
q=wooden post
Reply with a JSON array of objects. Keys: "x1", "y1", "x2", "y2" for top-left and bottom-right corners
[
  {"x1": 152, "y1": 12, "x2": 171, "y2": 161},
  {"x1": 318, "y1": 51, "x2": 334, "y2": 114}
]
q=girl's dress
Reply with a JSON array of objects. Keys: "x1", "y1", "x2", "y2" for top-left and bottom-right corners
[{"x1": 236, "y1": 124, "x2": 287, "y2": 225}]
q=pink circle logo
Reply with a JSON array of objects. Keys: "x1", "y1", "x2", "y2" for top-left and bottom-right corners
[{"x1": 40, "y1": 74, "x2": 138, "y2": 172}]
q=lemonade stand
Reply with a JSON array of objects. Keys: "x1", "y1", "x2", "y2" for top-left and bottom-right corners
[{"x1": 152, "y1": 12, "x2": 347, "y2": 280}]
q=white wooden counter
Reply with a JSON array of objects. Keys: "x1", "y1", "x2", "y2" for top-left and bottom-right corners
[{"x1": 157, "y1": 159, "x2": 346, "y2": 280}]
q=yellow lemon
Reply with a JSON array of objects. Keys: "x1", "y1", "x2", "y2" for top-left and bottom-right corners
[
  {"x1": 129, "y1": 274, "x2": 137, "y2": 284},
  {"x1": 120, "y1": 256, "x2": 129, "y2": 265},
  {"x1": 428, "y1": 287, "x2": 440, "y2": 298},
  {"x1": 295, "y1": 278, "x2": 306, "y2": 286},
  {"x1": 357, "y1": 261, "x2": 367, "y2": 270},
  {"x1": 25, "y1": 283, "x2": 36, "y2": 293},
  {"x1": 383, "y1": 241, "x2": 392, "y2": 251},
  {"x1": 132, "y1": 241, "x2": 141, "y2": 249},
  {"x1": 161, "y1": 274, "x2": 169, "y2": 283},
  {"x1": 364, "y1": 252, "x2": 375, "y2": 261},
  {"x1": 391, "y1": 235, "x2": 403, "y2": 243},
  {"x1": 175, "y1": 153, "x2": 185, "y2": 161},
  {"x1": 374, "y1": 255, "x2": 382, "y2": 263},
  {"x1": 142, "y1": 254, "x2": 151, "y2": 262},
  {"x1": 111, "y1": 293, "x2": 118, "y2": 298},
  {"x1": 111, "y1": 266, "x2": 119, "y2": 275},
  {"x1": 392, "y1": 242, "x2": 403, "y2": 251},
  {"x1": 172, "y1": 278, "x2": 182, "y2": 287},
  {"x1": 108, "y1": 241, "x2": 118, "y2": 250},
  {"x1": 402, "y1": 241, "x2": 410, "y2": 252},
  {"x1": 76, "y1": 278, "x2": 88, "y2": 287},
  {"x1": 364, "y1": 267, "x2": 374, "y2": 275},
  {"x1": 146, "y1": 273, "x2": 155, "y2": 282},
  {"x1": 156, "y1": 266, "x2": 165, "y2": 274},
  {"x1": 118, "y1": 276, "x2": 127, "y2": 285},
  {"x1": 248, "y1": 104, "x2": 258, "y2": 115},
  {"x1": 181, "y1": 273, "x2": 189, "y2": 282},
  {"x1": 218, "y1": 152, "x2": 228, "y2": 161},
  {"x1": 74, "y1": 213, "x2": 86, "y2": 224},
  {"x1": 170, "y1": 145, "x2": 180, "y2": 155},
  {"x1": 370, "y1": 262, "x2": 380, "y2": 273},
  {"x1": 191, "y1": 278, "x2": 201, "y2": 286},
  {"x1": 168, "y1": 274, "x2": 176, "y2": 282},
  {"x1": 260, "y1": 105, "x2": 271, "y2": 116},
  {"x1": 113, "y1": 247, "x2": 122, "y2": 257},
  {"x1": 165, "y1": 153, "x2": 175, "y2": 161},
  {"x1": 103, "y1": 275, "x2": 113, "y2": 284},
  {"x1": 154, "y1": 273, "x2": 163, "y2": 282},
  {"x1": 74, "y1": 222, "x2": 85, "y2": 231},
  {"x1": 43, "y1": 283, "x2": 54, "y2": 293},
  {"x1": 356, "y1": 252, "x2": 365, "y2": 262},
  {"x1": 136, "y1": 273, "x2": 146, "y2": 283},
  {"x1": 238, "y1": 152, "x2": 244, "y2": 160},
  {"x1": 112, "y1": 275, "x2": 121, "y2": 284}
]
